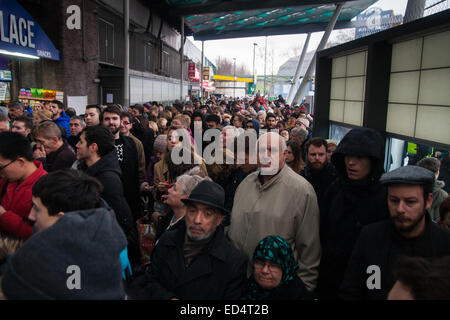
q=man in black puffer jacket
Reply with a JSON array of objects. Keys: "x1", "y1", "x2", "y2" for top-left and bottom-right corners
[
  {"x1": 74, "y1": 125, "x2": 140, "y2": 268},
  {"x1": 318, "y1": 128, "x2": 389, "y2": 300}
]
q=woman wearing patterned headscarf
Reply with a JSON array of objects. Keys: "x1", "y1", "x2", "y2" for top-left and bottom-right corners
[{"x1": 241, "y1": 235, "x2": 312, "y2": 300}]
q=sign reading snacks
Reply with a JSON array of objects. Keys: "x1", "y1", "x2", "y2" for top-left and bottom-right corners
[
  {"x1": 0, "y1": 69, "x2": 12, "y2": 81},
  {"x1": 0, "y1": 0, "x2": 60, "y2": 60}
]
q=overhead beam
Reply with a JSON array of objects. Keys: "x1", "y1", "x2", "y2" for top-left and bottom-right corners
[
  {"x1": 193, "y1": 20, "x2": 355, "y2": 41},
  {"x1": 213, "y1": 75, "x2": 253, "y2": 82},
  {"x1": 169, "y1": 0, "x2": 354, "y2": 16},
  {"x1": 292, "y1": 3, "x2": 344, "y2": 105}
]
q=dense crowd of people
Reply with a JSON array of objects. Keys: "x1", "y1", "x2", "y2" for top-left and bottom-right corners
[{"x1": 0, "y1": 94, "x2": 449, "y2": 300}]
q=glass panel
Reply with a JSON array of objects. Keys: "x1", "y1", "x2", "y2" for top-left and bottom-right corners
[
  {"x1": 153, "y1": 81, "x2": 161, "y2": 101},
  {"x1": 343, "y1": 101, "x2": 363, "y2": 126},
  {"x1": 332, "y1": 56, "x2": 346, "y2": 78},
  {"x1": 391, "y1": 38, "x2": 422, "y2": 72},
  {"x1": 330, "y1": 78, "x2": 345, "y2": 100},
  {"x1": 329, "y1": 100, "x2": 344, "y2": 122},
  {"x1": 329, "y1": 123, "x2": 351, "y2": 145},
  {"x1": 418, "y1": 68, "x2": 450, "y2": 106},
  {"x1": 422, "y1": 30, "x2": 450, "y2": 69},
  {"x1": 386, "y1": 103, "x2": 417, "y2": 137},
  {"x1": 415, "y1": 105, "x2": 450, "y2": 145},
  {"x1": 385, "y1": 137, "x2": 449, "y2": 198},
  {"x1": 388, "y1": 71, "x2": 420, "y2": 104},
  {"x1": 130, "y1": 76, "x2": 142, "y2": 104},
  {"x1": 143, "y1": 79, "x2": 152, "y2": 102},
  {"x1": 346, "y1": 51, "x2": 366, "y2": 77},
  {"x1": 386, "y1": 137, "x2": 407, "y2": 172},
  {"x1": 345, "y1": 76, "x2": 365, "y2": 101}
]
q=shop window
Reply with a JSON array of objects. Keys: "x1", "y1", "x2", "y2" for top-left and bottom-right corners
[
  {"x1": 385, "y1": 136, "x2": 449, "y2": 192},
  {"x1": 99, "y1": 19, "x2": 114, "y2": 65},
  {"x1": 329, "y1": 123, "x2": 351, "y2": 145}
]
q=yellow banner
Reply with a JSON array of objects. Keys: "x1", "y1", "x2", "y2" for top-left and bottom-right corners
[{"x1": 213, "y1": 75, "x2": 253, "y2": 83}]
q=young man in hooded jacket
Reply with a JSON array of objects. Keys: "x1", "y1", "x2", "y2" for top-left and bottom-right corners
[{"x1": 318, "y1": 128, "x2": 389, "y2": 300}]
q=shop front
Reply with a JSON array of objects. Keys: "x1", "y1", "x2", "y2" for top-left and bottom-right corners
[{"x1": 0, "y1": 0, "x2": 61, "y2": 109}]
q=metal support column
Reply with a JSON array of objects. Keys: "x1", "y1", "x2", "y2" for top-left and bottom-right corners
[
  {"x1": 404, "y1": 0, "x2": 426, "y2": 23},
  {"x1": 263, "y1": 36, "x2": 267, "y2": 97},
  {"x1": 292, "y1": 3, "x2": 343, "y2": 105},
  {"x1": 180, "y1": 17, "x2": 184, "y2": 101},
  {"x1": 123, "y1": 0, "x2": 130, "y2": 108},
  {"x1": 200, "y1": 41, "x2": 204, "y2": 100},
  {"x1": 286, "y1": 33, "x2": 311, "y2": 105},
  {"x1": 233, "y1": 58, "x2": 236, "y2": 98}
]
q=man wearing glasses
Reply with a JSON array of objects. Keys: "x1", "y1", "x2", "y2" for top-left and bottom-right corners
[
  {"x1": 119, "y1": 112, "x2": 146, "y2": 185},
  {"x1": 0, "y1": 132, "x2": 47, "y2": 239}
]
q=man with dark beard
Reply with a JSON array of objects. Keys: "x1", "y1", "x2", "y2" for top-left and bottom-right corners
[
  {"x1": 339, "y1": 165, "x2": 450, "y2": 300},
  {"x1": 102, "y1": 105, "x2": 141, "y2": 221},
  {"x1": 302, "y1": 137, "x2": 338, "y2": 205}
]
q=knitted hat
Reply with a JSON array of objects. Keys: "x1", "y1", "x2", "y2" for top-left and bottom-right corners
[
  {"x1": 1, "y1": 208, "x2": 127, "y2": 300},
  {"x1": 296, "y1": 117, "x2": 310, "y2": 128},
  {"x1": 153, "y1": 134, "x2": 168, "y2": 153}
]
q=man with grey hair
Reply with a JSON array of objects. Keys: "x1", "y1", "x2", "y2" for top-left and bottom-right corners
[
  {"x1": 7, "y1": 101, "x2": 25, "y2": 120},
  {"x1": 156, "y1": 174, "x2": 207, "y2": 242},
  {"x1": 228, "y1": 132, "x2": 321, "y2": 292},
  {"x1": 417, "y1": 157, "x2": 448, "y2": 222},
  {"x1": 290, "y1": 127, "x2": 309, "y2": 146},
  {"x1": 68, "y1": 116, "x2": 86, "y2": 151},
  {"x1": 33, "y1": 121, "x2": 76, "y2": 172}
]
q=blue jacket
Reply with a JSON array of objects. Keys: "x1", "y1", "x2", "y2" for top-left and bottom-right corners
[{"x1": 53, "y1": 111, "x2": 71, "y2": 137}]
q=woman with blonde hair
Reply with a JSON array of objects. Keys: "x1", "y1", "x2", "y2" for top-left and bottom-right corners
[
  {"x1": 148, "y1": 121, "x2": 158, "y2": 136},
  {"x1": 32, "y1": 109, "x2": 53, "y2": 124},
  {"x1": 153, "y1": 126, "x2": 208, "y2": 197},
  {"x1": 157, "y1": 117, "x2": 168, "y2": 134}
]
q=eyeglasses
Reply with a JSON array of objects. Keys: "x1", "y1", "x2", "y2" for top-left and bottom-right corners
[
  {"x1": 122, "y1": 121, "x2": 132, "y2": 125},
  {"x1": 254, "y1": 259, "x2": 282, "y2": 272},
  {"x1": 0, "y1": 159, "x2": 18, "y2": 172}
]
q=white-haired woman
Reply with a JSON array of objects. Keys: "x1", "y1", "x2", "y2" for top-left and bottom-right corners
[
  {"x1": 257, "y1": 111, "x2": 266, "y2": 129},
  {"x1": 156, "y1": 173, "x2": 209, "y2": 242}
]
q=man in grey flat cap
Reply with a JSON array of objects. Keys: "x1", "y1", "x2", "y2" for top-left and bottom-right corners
[{"x1": 339, "y1": 166, "x2": 450, "y2": 300}]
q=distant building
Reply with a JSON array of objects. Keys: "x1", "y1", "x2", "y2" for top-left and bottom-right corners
[{"x1": 275, "y1": 51, "x2": 315, "y2": 101}]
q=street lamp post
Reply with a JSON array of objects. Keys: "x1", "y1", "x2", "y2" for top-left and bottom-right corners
[
  {"x1": 253, "y1": 43, "x2": 257, "y2": 95},
  {"x1": 233, "y1": 58, "x2": 236, "y2": 98}
]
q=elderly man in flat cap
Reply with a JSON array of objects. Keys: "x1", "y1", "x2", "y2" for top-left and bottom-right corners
[
  {"x1": 339, "y1": 166, "x2": 450, "y2": 300},
  {"x1": 128, "y1": 180, "x2": 248, "y2": 300}
]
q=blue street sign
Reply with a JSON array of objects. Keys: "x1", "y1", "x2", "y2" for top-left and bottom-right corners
[{"x1": 0, "y1": 0, "x2": 60, "y2": 60}]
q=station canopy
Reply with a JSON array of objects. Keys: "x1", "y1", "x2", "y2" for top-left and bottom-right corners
[{"x1": 152, "y1": 0, "x2": 377, "y2": 40}]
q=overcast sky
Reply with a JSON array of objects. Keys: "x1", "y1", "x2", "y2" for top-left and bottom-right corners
[{"x1": 188, "y1": 0, "x2": 409, "y2": 75}]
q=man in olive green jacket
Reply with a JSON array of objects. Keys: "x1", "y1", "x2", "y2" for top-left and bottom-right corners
[{"x1": 228, "y1": 132, "x2": 321, "y2": 292}]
